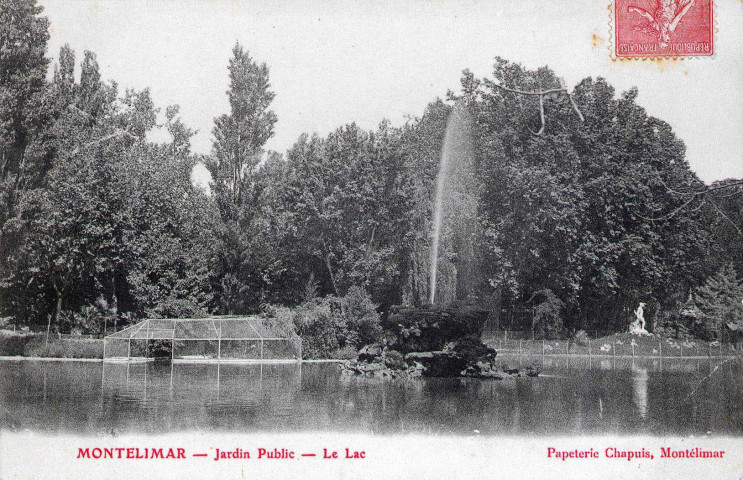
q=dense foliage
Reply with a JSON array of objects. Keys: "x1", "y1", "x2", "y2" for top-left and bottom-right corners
[
  {"x1": 266, "y1": 287, "x2": 381, "y2": 359},
  {"x1": 689, "y1": 264, "x2": 743, "y2": 339},
  {"x1": 1, "y1": 1, "x2": 741, "y2": 347}
]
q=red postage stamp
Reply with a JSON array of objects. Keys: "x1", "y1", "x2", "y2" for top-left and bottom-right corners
[{"x1": 613, "y1": 0, "x2": 714, "y2": 58}]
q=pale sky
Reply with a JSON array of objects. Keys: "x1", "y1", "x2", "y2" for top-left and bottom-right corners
[{"x1": 39, "y1": 0, "x2": 743, "y2": 183}]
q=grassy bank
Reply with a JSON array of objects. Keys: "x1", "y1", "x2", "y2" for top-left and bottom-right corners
[
  {"x1": 485, "y1": 332, "x2": 741, "y2": 357},
  {"x1": 0, "y1": 331, "x2": 103, "y2": 359}
]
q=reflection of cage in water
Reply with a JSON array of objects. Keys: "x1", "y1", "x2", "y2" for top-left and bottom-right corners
[{"x1": 103, "y1": 316, "x2": 302, "y2": 363}]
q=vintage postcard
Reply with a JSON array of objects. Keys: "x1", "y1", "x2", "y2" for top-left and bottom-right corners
[{"x1": 1, "y1": 0, "x2": 742, "y2": 479}]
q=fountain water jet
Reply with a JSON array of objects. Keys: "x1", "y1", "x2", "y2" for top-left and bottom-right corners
[
  {"x1": 429, "y1": 101, "x2": 477, "y2": 304},
  {"x1": 343, "y1": 103, "x2": 540, "y2": 379}
]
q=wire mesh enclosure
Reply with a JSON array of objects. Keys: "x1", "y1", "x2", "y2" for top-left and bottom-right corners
[{"x1": 103, "y1": 316, "x2": 302, "y2": 363}]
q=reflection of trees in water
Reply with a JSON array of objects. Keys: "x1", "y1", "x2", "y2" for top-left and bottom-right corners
[
  {"x1": 99, "y1": 362, "x2": 303, "y2": 432},
  {"x1": 631, "y1": 364, "x2": 649, "y2": 419},
  {"x1": 3, "y1": 359, "x2": 743, "y2": 435}
]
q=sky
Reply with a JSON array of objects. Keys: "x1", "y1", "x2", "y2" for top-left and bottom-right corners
[{"x1": 38, "y1": 0, "x2": 743, "y2": 184}]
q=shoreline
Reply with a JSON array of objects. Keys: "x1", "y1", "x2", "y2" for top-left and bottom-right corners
[
  {"x1": 0, "y1": 355, "x2": 344, "y2": 364},
  {"x1": 1, "y1": 354, "x2": 738, "y2": 363},
  {"x1": 497, "y1": 351, "x2": 741, "y2": 359}
]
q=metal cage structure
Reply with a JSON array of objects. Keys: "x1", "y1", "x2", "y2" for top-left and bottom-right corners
[{"x1": 103, "y1": 316, "x2": 302, "y2": 363}]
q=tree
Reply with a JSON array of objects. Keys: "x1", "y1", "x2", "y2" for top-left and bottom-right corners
[
  {"x1": 1, "y1": 41, "x2": 217, "y2": 333},
  {"x1": 278, "y1": 121, "x2": 415, "y2": 308},
  {"x1": 0, "y1": 0, "x2": 50, "y2": 218},
  {"x1": 698, "y1": 180, "x2": 743, "y2": 276},
  {"x1": 4, "y1": 48, "x2": 138, "y2": 333},
  {"x1": 470, "y1": 58, "x2": 714, "y2": 332},
  {"x1": 207, "y1": 42, "x2": 277, "y2": 220},
  {"x1": 206, "y1": 43, "x2": 277, "y2": 314},
  {"x1": 0, "y1": 0, "x2": 51, "y2": 319},
  {"x1": 528, "y1": 289, "x2": 565, "y2": 339},
  {"x1": 691, "y1": 264, "x2": 743, "y2": 339},
  {"x1": 121, "y1": 143, "x2": 219, "y2": 319}
]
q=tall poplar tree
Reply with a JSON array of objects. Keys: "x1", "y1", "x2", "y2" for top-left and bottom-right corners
[{"x1": 206, "y1": 43, "x2": 277, "y2": 313}]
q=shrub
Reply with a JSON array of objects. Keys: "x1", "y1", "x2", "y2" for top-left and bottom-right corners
[
  {"x1": 337, "y1": 286, "x2": 383, "y2": 347},
  {"x1": 0, "y1": 331, "x2": 41, "y2": 356},
  {"x1": 329, "y1": 345, "x2": 358, "y2": 360},
  {"x1": 290, "y1": 299, "x2": 343, "y2": 358},
  {"x1": 573, "y1": 329, "x2": 590, "y2": 347},
  {"x1": 528, "y1": 289, "x2": 565, "y2": 339},
  {"x1": 654, "y1": 320, "x2": 693, "y2": 339},
  {"x1": 264, "y1": 287, "x2": 382, "y2": 359},
  {"x1": 382, "y1": 350, "x2": 406, "y2": 370},
  {"x1": 57, "y1": 296, "x2": 119, "y2": 335},
  {"x1": 23, "y1": 337, "x2": 103, "y2": 358}
]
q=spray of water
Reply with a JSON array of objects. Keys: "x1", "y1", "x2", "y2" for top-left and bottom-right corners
[{"x1": 429, "y1": 101, "x2": 475, "y2": 304}]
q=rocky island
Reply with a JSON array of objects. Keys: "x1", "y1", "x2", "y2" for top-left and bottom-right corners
[{"x1": 341, "y1": 304, "x2": 540, "y2": 380}]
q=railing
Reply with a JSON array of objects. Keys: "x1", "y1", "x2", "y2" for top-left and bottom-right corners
[
  {"x1": 484, "y1": 334, "x2": 742, "y2": 358},
  {"x1": 54, "y1": 333, "x2": 104, "y2": 340}
]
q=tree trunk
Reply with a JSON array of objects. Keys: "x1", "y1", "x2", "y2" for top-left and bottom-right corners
[
  {"x1": 111, "y1": 275, "x2": 119, "y2": 315},
  {"x1": 324, "y1": 254, "x2": 338, "y2": 296},
  {"x1": 46, "y1": 287, "x2": 63, "y2": 347},
  {"x1": 45, "y1": 314, "x2": 52, "y2": 348},
  {"x1": 54, "y1": 288, "x2": 62, "y2": 326},
  {"x1": 320, "y1": 238, "x2": 339, "y2": 296},
  {"x1": 410, "y1": 241, "x2": 420, "y2": 307}
]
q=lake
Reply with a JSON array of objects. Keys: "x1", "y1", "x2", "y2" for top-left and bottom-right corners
[{"x1": 1, "y1": 355, "x2": 742, "y2": 436}]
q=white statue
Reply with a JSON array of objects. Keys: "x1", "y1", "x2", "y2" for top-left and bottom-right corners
[
  {"x1": 635, "y1": 302, "x2": 646, "y2": 330},
  {"x1": 629, "y1": 302, "x2": 651, "y2": 335}
]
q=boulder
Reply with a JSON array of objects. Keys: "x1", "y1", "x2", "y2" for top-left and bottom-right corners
[
  {"x1": 443, "y1": 335, "x2": 497, "y2": 365},
  {"x1": 341, "y1": 305, "x2": 542, "y2": 381},
  {"x1": 340, "y1": 360, "x2": 397, "y2": 378},
  {"x1": 404, "y1": 351, "x2": 469, "y2": 377},
  {"x1": 358, "y1": 343, "x2": 384, "y2": 362},
  {"x1": 462, "y1": 361, "x2": 511, "y2": 380},
  {"x1": 382, "y1": 304, "x2": 488, "y2": 353},
  {"x1": 405, "y1": 361, "x2": 425, "y2": 379},
  {"x1": 501, "y1": 364, "x2": 520, "y2": 375},
  {"x1": 382, "y1": 350, "x2": 406, "y2": 370}
]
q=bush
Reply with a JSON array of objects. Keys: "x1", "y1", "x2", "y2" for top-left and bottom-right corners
[
  {"x1": 265, "y1": 287, "x2": 382, "y2": 359},
  {"x1": 382, "y1": 350, "x2": 406, "y2": 370},
  {"x1": 57, "y1": 296, "x2": 119, "y2": 335},
  {"x1": 528, "y1": 289, "x2": 565, "y2": 339},
  {"x1": 329, "y1": 345, "x2": 358, "y2": 360},
  {"x1": 338, "y1": 286, "x2": 383, "y2": 347},
  {"x1": 573, "y1": 329, "x2": 590, "y2": 347},
  {"x1": 23, "y1": 337, "x2": 103, "y2": 358},
  {"x1": 0, "y1": 331, "x2": 41, "y2": 356},
  {"x1": 654, "y1": 320, "x2": 693, "y2": 339}
]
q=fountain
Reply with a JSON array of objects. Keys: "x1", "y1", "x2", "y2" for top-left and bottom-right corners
[
  {"x1": 429, "y1": 101, "x2": 478, "y2": 304},
  {"x1": 341, "y1": 101, "x2": 539, "y2": 379}
]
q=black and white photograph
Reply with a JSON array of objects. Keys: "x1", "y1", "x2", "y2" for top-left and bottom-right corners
[{"x1": 0, "y1": 1, "x2": 742, "y2": 478}]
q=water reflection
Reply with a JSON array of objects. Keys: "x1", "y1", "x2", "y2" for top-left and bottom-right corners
[
  {"x1": 0, "y1": 356, "x2": 741, "y2": 436},
  {"x1": 631, "y1": 363, "x2": 649, "y2": 418}
]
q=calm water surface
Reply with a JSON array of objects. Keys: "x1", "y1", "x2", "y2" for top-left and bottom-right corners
[{"x1": 1, "y1": 355, "x2": 742, "y2": 436}]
